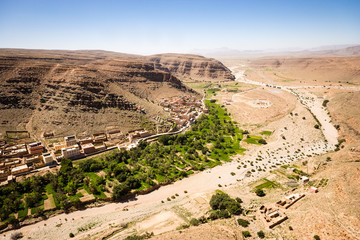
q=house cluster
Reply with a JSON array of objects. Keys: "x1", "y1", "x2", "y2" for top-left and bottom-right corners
[
  {"x1": 276, "y1": 193, "x2": 306, "y2": 209},
  {"x1": 258, "y1": 177, "x2": 319, "y2": 229},
  {"x1": 49, "y1": 131, "x2": 121, "y2": 160},
  {"x1": 159, "y1": 95, "x2": 203, "y2": 128},
  {"x1": 259, "y1": 205, "x2": 288, "y2": 229},
  {"x1": 0, "y1": 129, "x2": 128, "y2": 185},
  {"x1": 0, "y1": 141, "x2": 50, "y2": 185},
  {"x1": 128, "y1": 130, "x2": 151, "y2": 142}
]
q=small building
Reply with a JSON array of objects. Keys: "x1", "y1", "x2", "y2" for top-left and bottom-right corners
[
  {"x1": 79, "y1": 137, "x2": 93, "y2": 145},
  {"x1": 92, "y1": 133, "x2": 107, "y2": 143},
  {"x1": 95, "y1": 145, "x2": 106, "y2": 152},
  {"x1": 28, "y1": 142, "x2": 44, "y2": 155},
  {"x1": 299, "y1": 176, "x2": 309, "y2": 184},
  {"x1": 7, "y1": 175, "x2": 15, "y2": 183},
  {"x1": 64, "y1": 135, "x2": 77, "y2": 147},
  {"x1": 11, "y1": 164, "x2": 29, "y2": 176},
  {"x1": 62, "y1": 146, "x2": 81, "y2": 159},
  {"x1": 138, "y1": 130, "x2": 151, "y2": 138},
  {"x1": 42, "y1": 152, "x2": 55, "y2": 166},
  {"x1": 54, "y1": 142, "x2": 67, "y2": 151},
  {"x1": 310, "y1": 187, "x2": 318, "y2": 193},
  {"x1": 82, "y1": 143, "x2": 95, "y2": 154},
  {"x1": 24, "y1": 155, "x2": 43, "y2": 164}
]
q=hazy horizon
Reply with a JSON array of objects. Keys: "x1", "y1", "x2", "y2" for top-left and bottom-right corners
[{"x1": 0, "y1": 0, "x2": 359, "y2": 55}]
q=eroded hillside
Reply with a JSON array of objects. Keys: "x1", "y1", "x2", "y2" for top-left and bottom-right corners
[
  {"x1": 0, "y1": 49, "x2": 206, "y2": 138},
  {"x1": 148, "y1": 53, "x2": 235, "y2": 82}
]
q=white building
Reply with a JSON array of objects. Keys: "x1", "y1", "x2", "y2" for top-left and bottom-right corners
[
  {"x1": 11, "y1": 164, "x2": 29, "y2": 175},
  {"x1": 62, "y1": 146, "x2": 81, "y2": 159},
  {"x1": 42, "y1": 152, "x2": 55, "y2": 166},
  {"x1": 64, "y1": 135, "x2": 77, "y2": 147}
]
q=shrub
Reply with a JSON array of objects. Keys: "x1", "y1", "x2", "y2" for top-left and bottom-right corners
[
  {"x1": 217, "y1": 209, "x2": 231, "y2": 219},
  {"x1": 190, "y1": 218, "x2": 200, "y2": 226},
  {"x1": 322, "y1": 99, "x2": 329, "y2": 107},
  {"x1": 69, "y1": 233, "x2": 75, "y2": 238},
  {"x1": 255, "y1": 189, "x2": 265, "y2": 197},
  {"x1": 242, "y1": 231, "x2": 251, "y2": 238},
  {"x1": 257, "y1": 231, "x2": 265, "y2": 238},
  {"x1": 209, "y1": 192, "x2": 242, "y2": 215},
  {"x1": 112, "y1": 183, "x2": 130, "y2": 200},
  {"x1": 289, "y1": 226, "x2": 293, "y2": 230},
  {"x1": 314, "y1": 235, "x2": 320, "y2": 240},
  {"x1": 235, "y1": 197, "x2": 243, "y2": 203},
  {"x1": 209, "y1": 212, "x2": 218, "y2": 220},
  {"x1": 237, "y1": 218, "x2": 250, "y2": 227},
  {"x1": 258, "y1": 139, "x2": 267, "y2": 145},
  {"x1": 314, "y1": 124, "x2": 320, "y2": 129}
]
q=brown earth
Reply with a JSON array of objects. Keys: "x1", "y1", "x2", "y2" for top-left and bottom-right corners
[
  {"x1": 0, "y1": 49, "x2": 233, "y2": 139},
  {"x1": 247, "y1": 56, "x2": 360, "y2": 86},
  {"x1": 148, "y1": 53, "x2": 235, "y2": 82},
  {"x1": 144, "y1": 58, "x2": 360, "y2": 240}
]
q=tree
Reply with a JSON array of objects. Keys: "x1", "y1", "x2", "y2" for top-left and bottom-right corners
[
  {"x1": 258, "y1": 139, "x2": 267, "y2": 145},
  {"x1": 242, "y1": 231, "x2": 251, "y2": 238},
  {"x1": 255, "y1": 189, "x2": 265, "y2": 197},
  {"x1": 113, "y1": 183, "x2": 130, "y2": 200},
  {"x1": 237, "y1": 218, "x2": 250, "y2": 227},
  {"x1": 314, "y1": 235, "x2": 320, "y2": 240},
  {"x1": 60, "y1": 158, "x2": 73, "y2": 174},
  {"x1": 125, "y1": 176, "x2": 141, "y2": 189},
  {"x1": 190, "y1": 218, "x2": 200, "y2": 226},
  {"x1": 257, "y1": 231, "x2": 265, "y2": 238}
]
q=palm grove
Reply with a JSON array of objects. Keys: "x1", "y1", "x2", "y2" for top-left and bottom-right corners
[{"x1": 0, "y1": 100, "x2": 248, "y2": 225}]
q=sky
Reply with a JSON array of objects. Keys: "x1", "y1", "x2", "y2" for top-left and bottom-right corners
[{"x1": 0, "y1": 0, "x2": 359, "y2": 55}]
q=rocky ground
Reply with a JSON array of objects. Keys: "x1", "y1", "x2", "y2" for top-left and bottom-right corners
[{"x1": 2, "y1": 56, "x2": 360, "y2": 240}]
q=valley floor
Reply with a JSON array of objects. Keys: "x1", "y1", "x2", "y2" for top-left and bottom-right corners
[{"x1": 3, "y1": 65, "x2": 360, "y2": 240}]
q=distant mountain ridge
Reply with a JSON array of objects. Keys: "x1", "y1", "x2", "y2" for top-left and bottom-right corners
[{"x1": 191, "y1": 44, "x2": 360, "y2": 58}]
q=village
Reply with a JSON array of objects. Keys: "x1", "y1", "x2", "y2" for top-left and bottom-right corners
[{"x1": 0, "y1": 95, "x2": 204, "y2": 186}]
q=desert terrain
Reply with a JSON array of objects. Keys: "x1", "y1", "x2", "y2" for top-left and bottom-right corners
[{"x1": 3, "y1": 50, "x2": 360, "y2": 240}]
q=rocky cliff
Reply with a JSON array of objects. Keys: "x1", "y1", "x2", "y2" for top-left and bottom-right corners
[
  {"x1": 148, "y1": 53, "x2": 235, "y2": 82},
  {"x1": 0, "y1": 49, "x2": 196, "y2": 138}
]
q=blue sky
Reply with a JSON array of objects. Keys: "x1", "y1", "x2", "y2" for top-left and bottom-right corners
[{"x1": 0, "y1": 0, "x2": 359, "y2": 54}]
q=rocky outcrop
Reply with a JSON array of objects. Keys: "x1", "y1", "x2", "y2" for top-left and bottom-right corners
[{"x1": 147, "y1": 53, "x2": 235, "y2": 82}]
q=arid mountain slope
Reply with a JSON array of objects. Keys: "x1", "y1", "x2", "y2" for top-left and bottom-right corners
[
  {"x1": 148, "y1": 53, "x2": 235, "y2": 82},
  {"x1": 248, "y1": 56, "x2": 360, "y2": 85},
  {"x1": 0, "y1": 49, "x2": 200, "y2": 138}
]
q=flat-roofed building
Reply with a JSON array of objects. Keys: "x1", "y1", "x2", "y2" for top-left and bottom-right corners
[
  {"x1": 79, "y1": 137, "x2": 93, "y2": 145},
  {"x1": 42, "y1": 152, "x2": 55, "y2": 166},
  {"x1": 62, "y1": 146, "x2": 81, "y2": 159},
  {"x1": 64, "y1": 135, "x2": 77, "y2": 147},
  {"x1": 28, "y1": 142, "x2": 44, "y2": 155},
  {"x1": 11, "y1": 164, "x2": 29, "y2": 176},
  {"x1": 92, "y1": 133, "x2": 107, "y2": 143},
  {"x1": 25, "y1": 155, "x2": 42, "y2": 164},
  {"x1": 82, "y1": 143, "x2": 95, "y2": 154},
  {"x1": 54, "y1": 142, "x2": 67, "y2": 151},
  {"x1": 95, "y1": 145, "x2": 106, "y2": 151}
]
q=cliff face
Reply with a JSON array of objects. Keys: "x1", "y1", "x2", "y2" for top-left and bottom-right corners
[
  {"x1": 0, "y1": 50, "x2": 196, "y2": 137},
  {"x1": 148, "y1": 53, "x2": 235, "y2": 82}
]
